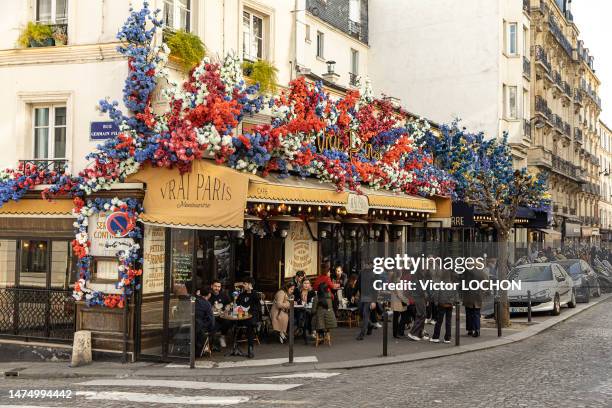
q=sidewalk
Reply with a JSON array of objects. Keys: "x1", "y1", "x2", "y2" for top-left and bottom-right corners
[{"x1": 1, "y1": 294, "x2": 609, "y2": 378}]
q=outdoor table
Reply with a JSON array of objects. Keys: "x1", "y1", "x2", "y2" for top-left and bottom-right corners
[
  {"x1": 218, "y1": 313, "x2": 253, "y2": 357},
  {"x1": 336, "y1": 306, "x2": 359, "y2": 328},
  {"x1": 294, "y1": 304, "x2": 313, "y2": 344}
]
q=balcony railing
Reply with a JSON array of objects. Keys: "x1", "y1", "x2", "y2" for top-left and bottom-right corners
[
  {"x1": 574, "y1": 127, "x2": 583, "y2": 143},
  {"x1": 569, "y1": 208, "x2": 577, "y2": 216},
  {"x1": 523, "y1": 0, "x2": 530, "y2": 14},
  {"x1": 548, "y1": 14, "x2": 573, "y2": 57},
  {"x1": 562, "y1": 81, "x2": 571, "y2": 97},
  {"x1": 349, "y1": 72, "x2": 358, "y2": 87},
  {"x1": 348, "y1": 20, "x2": 362, "y2": 41},
  {"x1": 523, "y1": 119, "x2": 532, "y2": 139},
  {"x1": 534, "y1": 45, "x2": 551, "y2": 74},
  {"x1": 535, "y1": 96, "x2": 553, "y2": 123},
  {"x1": 553, "y1": 114, "x2": 563, "y2": 131},
  {"x1": 523, "y1": 56, "x2": 531, "y2": 79},
  {"x1": 563, "y1": 122, "x2": 571, "y2": 136},
  {"x1": 553, "y1": 70, "x2": 563, "y2": 89},
  {"x1": 574, "y1": 88, "x2": 583, "y2": 105},
  {"x1": 551, "y1": 154, "x2": 578, "y2": 179},
  {"x1": 18, "y1": 159, "x2": 67, "y2": 174}
]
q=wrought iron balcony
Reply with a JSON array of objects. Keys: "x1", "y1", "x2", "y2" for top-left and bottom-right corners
[
  {"x1": 563, "y1": 122, "x2": 571, "y2": 137},
  {"x1": 574, "y1": 88, "x2": 583, "y2": 105},
  {"x1": 574, "y1": 127, "x2": 583, "y2": 143},
  {"x1": 523, "y1": 0, "x2": 530, "y2": 14},
  {"x1": 569, "y1": 208, "x2": 577, "y2": 216},
  {"x1": 548, "y1": 14, "x2": 573, "y2": 57},
  {"x1": 349, "y1": 72, "x2": 358, "y2": 87},
  {"x1": 553, "y1": 114, "x2": 564, "y2": 131},
  {"x1": 535, "y1": 96, "x2": 553, "y2": 123},
  {"x1": 562, "y1": 81, "x2": 571, "y2": 97},
  {"x1": 18, "y1": 159, "x2": 67, "y2": 174},
  {"x1": 534, "y1": 45, "x2": 551, "y2": 74},
  {"x1": 348, "y1": 20, "x2": 362, "y2": 41},
  {"x1": 523, "y1": 56, "x2": 531, "y2": 79},
  {"x1": 553, "y1": 70, "x2": 563, "y2": 89}
]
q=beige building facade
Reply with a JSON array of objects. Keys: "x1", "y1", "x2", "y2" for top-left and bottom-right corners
[
  {"x1": 599, "y1": 121, "x2": 612, "y2": 242},
  {"x1": 527, "y1": 0, "x2": 602, "y2": 242}
]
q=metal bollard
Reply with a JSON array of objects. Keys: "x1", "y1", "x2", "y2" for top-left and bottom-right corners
[
  {"x1": 288, "y1": 297, "x2": 294, "y2": 364},
  {"x1": 495, "y1": 299, "x2": 502, "y2": 337},
  {"x1": 190, "y1": 297, "x2": 196, "y2": 369},
  {"x1": 527, "y1": 290, "x2": 532, "y2": 323},
  {"x1": 382, "y1": 309, "x2": 389, "y2": 357},
  {"x1": 455, "y1": 302, "x2": 460, "y2": 346},
  {"x1": 122, "y1": 296, "x2": 128, "y2": 364}
]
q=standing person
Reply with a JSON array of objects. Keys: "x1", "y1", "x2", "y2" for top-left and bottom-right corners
[
  {"x1": 313, "y1": 265, "x2": 335, "y2": 295},
  {"x1": 344, "y1": 274, "x2": 360, "y2": 307},
  {"x1": 463, "y1": 267, "x2": 487, "y2": 338},
  {"x1": 271, "y1": 282, "x2": 295, "y2": 343},
  {"x1": 430, "y1": 269, "x2": 458, "y2": 344},
  {"x1": 209, "y1": 280, "x2": 231, "y2": 348},
  {"x1": 311, "y1": 282, "x2": 337, "y2": 340},
  {"x1": 355, "y1": 268, "x2": 376, "y2": 341},
  {"x1": 391, "y1": 273, "x2": 409, "y2": 338},
  {"x1": 407, "y1": 267, "x2": 430, "y2": 341},
  {"x1": 235, "y1": 278, "x2": 259, "y2": 358},
  {"x1": 331, "y1": 265, "x2": 347, "y2": 311},
  {"x1": 194, "y1": 286, "x2": 215, "y2": 356}
]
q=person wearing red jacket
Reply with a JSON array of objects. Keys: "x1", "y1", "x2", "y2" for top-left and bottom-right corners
[{"x1": 313, "y1": 264, "x2": 339, "y2": 297}]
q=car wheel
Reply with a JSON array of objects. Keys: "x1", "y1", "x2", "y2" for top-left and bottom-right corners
[
  {"x1": 550, "y1": 294, "x2": 561, "y2": 316},
  {"x1": 568, "y1": 290, "x2": 577, "y2": 308}
]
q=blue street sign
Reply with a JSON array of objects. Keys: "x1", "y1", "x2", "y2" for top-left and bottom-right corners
[{"x1": 90, "y1": 121, "x2": 120, "y2": 140}]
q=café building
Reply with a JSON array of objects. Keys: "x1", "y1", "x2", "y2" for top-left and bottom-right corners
[{"x1": 0, "y1": 158, "x2": 450, "y2": 361}]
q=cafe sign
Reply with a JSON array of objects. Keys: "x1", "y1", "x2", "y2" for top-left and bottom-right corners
[
  {"x1": 142, "y1": 225, "x2": 165, "y2": 294},
  {"x1": 316, "y1": 133, "x2": 382, "y2": 160},
  {"x1": 128, "y1": 160, "x2": 249, "y2": 230},
  {"x1": 346, "y1": 193, "x2": 369, "y2": 215},
  {"x1": 285, "y1": 222, "x2": 318, "y2": 277}
]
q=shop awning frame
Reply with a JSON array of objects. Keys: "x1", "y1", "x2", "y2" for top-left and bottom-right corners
[{"x1": 0, "y1": 199, "x2": 74, "y2": 218}]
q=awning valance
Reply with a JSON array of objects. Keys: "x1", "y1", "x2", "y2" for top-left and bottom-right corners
[
  {"x1": 128, "y1": 160, "x2": 250, "y2": 230},
  {"x1": 0, "y1": 198, "x2": 74, "y2": 217},
  {"x1": 247, "y1": 175, "x2": 348, "y2": 205},
  {"x1": 361, "y1": 188, "x2": 437, "y2": 213}
]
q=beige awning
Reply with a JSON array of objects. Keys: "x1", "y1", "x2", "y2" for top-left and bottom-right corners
[
  {"x1": 247, "y1": 174, "x2": 348, "y2": 205},
  {"x1": 361, "y1": 187, "x2": 437, "y2": 213},
  {"x1": 0, "y1": 198, "x2": 74, "y2": 217}
]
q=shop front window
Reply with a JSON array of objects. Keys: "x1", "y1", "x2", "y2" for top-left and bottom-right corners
[
  {"x1": 20, "y1": 240, "x2": 48, "y2": 287},
  {"x1": 0, "y1": 240, "x2": 17, "y2": 288}
]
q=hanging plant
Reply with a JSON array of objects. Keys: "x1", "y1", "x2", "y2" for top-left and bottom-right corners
[
  {"x1": 165, "y1": 29, "x2": 205, "y2": 70},
  {"x1": 242, "y1": 59, "x2": 279, "y2": 93},
  {"x1": 17, "y1": 22, "x2": 54, "y2": 48}
]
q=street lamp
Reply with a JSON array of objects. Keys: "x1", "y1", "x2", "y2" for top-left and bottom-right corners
[{"x1": 326, "y1": 60, "x2": 336, "y2": 74}]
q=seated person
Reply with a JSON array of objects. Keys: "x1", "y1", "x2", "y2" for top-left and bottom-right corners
[
  {"x1": 271, "y1": 281, "x2": 296, "y2": 343},
  {"x1": 235, "y1": 278, "x2": 260, "y2": 358},
  {"x1": 296, "y1": 279, "x2": 316, "y2": 306},
  {"x1": 295, "y1": 279, "x2": 316, "y2": 338},
  {"x1": 194, "y1": 286, "x2": 215, "y2": 356},
  {"x1": 344, "y1": 274, "x2": 360, "y2": 307},
  {"x1": 291, "y1": 270, "x2": 306, "y2": 293},
  {"x1": 210, "y1": 279, "x2": 231, "y2": 347}
]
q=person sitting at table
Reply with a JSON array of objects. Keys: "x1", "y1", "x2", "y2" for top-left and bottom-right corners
[
  {"x1": 235, "y1": 277, "x2": 259, "y2": 358},
  {"x1": 291, "y1": 270, "x2": 306, "y2": 293},
  {"x1": 194, "y1": 286, "x2": 215, "y2": 356},
  {"x1": 311, "y1": 282, "x2": 337, "y2": 343},
  {"x1": 210, "y1": 279, "x2": 231, "y2": 348},
  {"x1": 295, "y1": 279, "x2": 316, "y2": 338},
  {"x1": 344, "y1": 274, "x2": 360, "y2": 307},
  {"x1": 331, "y1": 265, "x2": 348, "y2": 311},
  {"x1": 271, "y1": 281, "x2": 296, "y2": 343}
]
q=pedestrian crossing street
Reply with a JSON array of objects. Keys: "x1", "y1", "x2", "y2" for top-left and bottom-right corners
[{"x1": 11, "y1": 372, "x2": 341, "y2": 406}]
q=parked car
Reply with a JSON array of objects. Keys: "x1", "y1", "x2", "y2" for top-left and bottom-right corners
[
  {"x1": 556, "y1": 259, "x2": 601, "y2": 302},
  {"x1": 508, "y1": 263, "x2": 575, "y2": 316}
]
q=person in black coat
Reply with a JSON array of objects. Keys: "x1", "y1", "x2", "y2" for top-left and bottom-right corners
[
  {"x1": 235, "y1": 277, "x2": 259, "y2": 358},
  {"x1": 194, "y1": 286, "x2": 215, "y2": 356}
]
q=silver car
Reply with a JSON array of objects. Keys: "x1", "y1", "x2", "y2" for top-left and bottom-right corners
[{"x1": 508, "y1": 263, "x2": 576, "y2": 315}]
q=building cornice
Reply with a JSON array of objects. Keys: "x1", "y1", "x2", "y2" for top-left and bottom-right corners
[{"x1": 0, "y1": 42, "x2": 124, "y2": 67}]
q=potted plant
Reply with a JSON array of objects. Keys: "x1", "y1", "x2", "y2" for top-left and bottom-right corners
[
  {"x1": 242, "y1": 59, "x2": 279, "y2": 93},
  {"x1": 164, "y1": 29, "x2": 205, "y2": 70},
  {"x1": 18, "y1": 22, "x2": 54, "y2": 48},
  {"x1": 52, "y1": 27, "x2": 68, "y2": 46}
]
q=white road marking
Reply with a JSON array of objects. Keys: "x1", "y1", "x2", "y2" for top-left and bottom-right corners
[
  {"x1": 76, "y1": 391, "x2": 249, "y2": 405},
  {"x1": 261, "y1": 372, "x2": 341, "y2": 379},
  {"x1": 78, "y1": 378, "x2": 302, "y2": 391},
  {"x1": 165, "y1": 355, "x2": 318, "y2": 369}
]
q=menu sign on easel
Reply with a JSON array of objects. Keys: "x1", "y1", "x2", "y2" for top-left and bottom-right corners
[{"x1": 142, "y1": 226, "x2": 165, "y2": 294}]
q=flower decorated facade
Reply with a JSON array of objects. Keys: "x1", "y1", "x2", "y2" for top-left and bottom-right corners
[{"x1": 0, "y1": 3, "x2": 460, "y2": 307}]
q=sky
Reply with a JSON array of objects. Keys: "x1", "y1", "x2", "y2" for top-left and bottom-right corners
[{"x1": 572, "y1": 0, "x2": 612, "y2": 126}]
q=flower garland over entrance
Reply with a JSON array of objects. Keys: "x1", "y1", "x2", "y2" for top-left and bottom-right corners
[{"x1": 0, "y1": 3, "x2": 455, "y2": 307}]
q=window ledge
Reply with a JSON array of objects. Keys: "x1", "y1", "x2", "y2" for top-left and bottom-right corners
[{"x1": 316, "y1": 56, "x2": 326, "y2": 62}]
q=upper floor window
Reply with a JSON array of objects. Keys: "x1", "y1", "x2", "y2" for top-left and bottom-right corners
[
  {"x1": 523, "y1": 26, "x2": 529, "y2": 56},
  {"x1": 349, "y1": 0, "x2": 361, "y2": 23},
  {"x1": 504, "y1": 85, "x2": 518, "y2": 119},
  {"x1": 243, "y1": 10, "x2": 264, "y2": 60},
  {"x1": 506, "y1": 22, "x2": 517, "y2": 55},
  {"x1": 36, "y1": 0, "x2": 67, "y2": 24},
  {"x1": 33, "y1": 105, "x2": 66, "y2": 160},
  {"x1": 316, "y1": 31, "x2": 324, "y2": 59},
  {"x1": 350, "y1": 48, "x2": 359, "y2": 75},
  {"x1": 164, "y1": 0, "x2": 191, "y2": 32},
  {"x1": 305, "y1": 24, "x2": 311, "y2": 43}
]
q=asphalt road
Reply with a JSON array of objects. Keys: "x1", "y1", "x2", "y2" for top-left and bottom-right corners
[{"x1": 1, "y1": 297, "x2": 611, "y2": 407}]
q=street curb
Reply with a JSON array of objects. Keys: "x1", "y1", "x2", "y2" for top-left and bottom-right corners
[{"x1": 5, "y1": 295, "x2": 610, "y2": 378}]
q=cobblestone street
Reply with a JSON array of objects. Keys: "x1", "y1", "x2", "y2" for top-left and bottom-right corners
[{"x1": 1, "y1": 298, "x2": 610, "y2": 407}]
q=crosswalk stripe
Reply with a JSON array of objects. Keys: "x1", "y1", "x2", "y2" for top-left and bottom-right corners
[
  {"x1": 261, "y1": 372, "x2": 341, "y2": 379},
  {"x1": 78, "y1": 378, "x2": 302, "y2": 391},
  {"x1": 76, "y1": 391, "x2": 249, "y2": 405}
]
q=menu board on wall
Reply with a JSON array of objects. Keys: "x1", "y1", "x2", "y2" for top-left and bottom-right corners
[
  {"x1": 284, "y1": 222, "x2": 318, "y2": 278},
  {"x1": 142, "y1": 226, "x2": 165, "y2": 294},
  {"x1": 88, "y1": 213, "x2": 135, "y2": 257}
]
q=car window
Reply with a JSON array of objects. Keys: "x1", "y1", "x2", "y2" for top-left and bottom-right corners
[
  {"x1": 510, "y1": 265, "x2": 552, "y2": 282},
  {"x1": 558, "y1": 261, "x2": 582, "y2": 277}
]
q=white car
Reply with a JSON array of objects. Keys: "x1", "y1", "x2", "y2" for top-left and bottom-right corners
[{"x1": 508, "y1": 263, "x2": 576, "y2": 315}]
